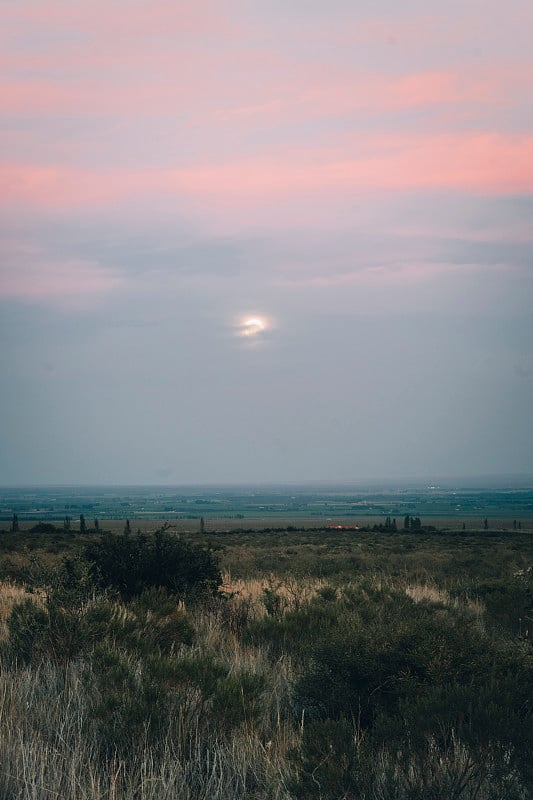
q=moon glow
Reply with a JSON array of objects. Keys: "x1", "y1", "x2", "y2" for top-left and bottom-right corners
[{"x1": 237, "y1": 315, "x2": 269, "y2": 338}]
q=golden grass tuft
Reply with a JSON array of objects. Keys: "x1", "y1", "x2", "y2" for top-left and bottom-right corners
[
  {"x1": 221, "y1": 574, "x2": 330, "y2": 614},
  {"x1": 404, "y1": 583, "x2": 453, "y2": 605},
  {"x1": 0, "y1": 582, "x2": 32, "y2": 641}
]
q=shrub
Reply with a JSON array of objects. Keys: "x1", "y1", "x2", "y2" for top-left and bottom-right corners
[
  {"x1": 212, "y1": 670, "x2": 266, "y2": 728},
  {"x1": 291, "y1": 718, "x2": 531, "y2": 800},
  {"x1": 145, "y1": 654, "x2": 265, "y2": 729},
  {"x1": 291, "y1": 583, "x2": 533, "y2": 792},
  {"x1": 5, "y1": 556, "x2": 95, "y2": 664},
  {"x1": 84, "y1": 597, "x2": 195, "y2": 656},
  {"x1": 29, "y1": 523, "x2": 60, "y2": 534},
  {"x1": 316, "y1": 585, "x2": 337, "y2": 602},
  {"x1": 245, "y1": 592, "x2": 342, "y2": 658},
  {"x1": 84, "y1": 528, "x2": 222, "y2": 600},
  {"x1": 470, "y1": 577, "x2": 531, "y2": 634},
  {"x1": 89, "y1": 645, "x2": 169, "y2": 756},
  {"x1": 261, "y1": 578, "x2": 287, "y2": 620},
  {"x1": 290, "y1": 718, "x2": 363, "y2": 800},
  {"x1": 6, "y1": 598, "x2": 49, "y2": 664},
  {"x1": 4, "y1": 556, "x2": 196, "y2": 664}
]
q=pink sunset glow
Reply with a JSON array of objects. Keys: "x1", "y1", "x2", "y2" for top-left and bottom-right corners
[
  {"x1": 1, "y1": 5, "x2": 531, "y2": 242},
  {"x1": 2, "y1": 132, "x2": 533, "y2": 221},
  {"x1": 1, "y1": 0, "x2": 532, "y2": 486},
  {"x1": 1, "y1": 0, "x2": 532, "y2": 258}
]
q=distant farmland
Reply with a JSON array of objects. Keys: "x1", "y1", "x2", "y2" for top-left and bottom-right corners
[{"x1": 1, "y1": 484, "x2": 532, "y2": 529}]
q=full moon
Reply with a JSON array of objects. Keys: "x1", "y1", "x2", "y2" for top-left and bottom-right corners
[{"x1": 238, "y1": 316, "x2": 269, "y2": 338}]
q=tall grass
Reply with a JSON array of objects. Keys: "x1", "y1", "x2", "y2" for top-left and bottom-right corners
[
  {"x1": 0, "y1": 578, "x2": 298, "y2": 799},
  {"x1": 0, "y1": 533, "x2": 531, "y2": 799},
  {"x1": 0, "y1": 659, "x2": 297, "y2": 799},
  {"x1": 0, "y1": 581, "x2": 28, "y2": 639}
]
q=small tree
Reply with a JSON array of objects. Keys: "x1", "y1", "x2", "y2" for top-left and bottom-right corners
[
  {"x1": 124, "y1": 519, "x2": 131, "y2": 535},
  {"x1": 64, "y1": 516, "x2": 71, "y2": 532},
  {"x1": 11, "y1": 513, "x2": 19, "y2": 533},
  {"x1": 80, "y1": 514, "x2": 86, "y2": 534},
  {"x1": 94, "y1": 518, "x2": 100, "y2": 532}
]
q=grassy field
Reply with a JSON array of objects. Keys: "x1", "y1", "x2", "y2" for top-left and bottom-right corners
[
  {"x1": 7, "y1": 514, "x2": 533, "y2": 535},
  {"x1": 0, "y1": 521, "x2": 531, "y2": 799},
  {"x1": 2, "y1": 517, "x2": 532, "y2": 581}
]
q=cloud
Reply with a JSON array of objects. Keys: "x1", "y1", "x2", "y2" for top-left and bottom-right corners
[
  {"x1": 2, "y1": 132, "x2": 532, "y2": 233},
  {"x1": 4, "y1": 64, "x2": 530, "y2": 121},
  {"x1": 0, "y1": 243, "x2": 122, "y2": 302}
]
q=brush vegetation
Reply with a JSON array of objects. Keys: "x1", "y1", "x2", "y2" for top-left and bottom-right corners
[{"x1": 0, "y1": 524, "x2": 531, "y2": 799}]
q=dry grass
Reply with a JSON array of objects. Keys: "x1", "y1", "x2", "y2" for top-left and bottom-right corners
[
  {"x1": 0, "y1": 655, "x2": 523, "y2": 800},
  {"x1": 404, "y1": 582, "x2": 487, "y2": 636},
  {"x1": 405, "y1": 582, "x2": 453, "y2": 605},
  {"x1": 0, "y1": 581, "x2": 34, "y2": 641},
  {"x1": 221, "y1": 574, "x2": 328, "y2": 614},
  {"x1": 0, "y1": 660, "x2": 297, "y2": 800},
  {"x1": 0, "y1": 565, "x2": 529, "y2": 799},
  {"x1": 0, "y1": 582, "x2": 299, "y2": 800}
]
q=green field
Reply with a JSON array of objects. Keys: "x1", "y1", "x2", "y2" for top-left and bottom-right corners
[{"x1": 2, "y1": 484, "x2": 533, "y2": 525}]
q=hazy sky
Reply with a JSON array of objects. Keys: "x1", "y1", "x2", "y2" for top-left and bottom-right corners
[{"x1": 1, "y1": 0, "x2": 532, "y2": 485}]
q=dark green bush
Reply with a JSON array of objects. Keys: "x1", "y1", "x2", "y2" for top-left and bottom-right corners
[
  {"x1": 290, "y1": 718, "x2": 363, "y2": 800},
  {"x1": 83, "y1": 599, "x2": 194, "y2": 656},
  {"x1": 294, "y1": 592, "x2": 527, "y2": 726},
  {"x1": 211, "y1": 670, "x2": 266, "y2": 728},
  {"x1": 291, "y1": 716, "x2": 531, "y2": 800},
  {"x1": 4, "y1": 554, "x2": 197, "y2": 665},
  {"x1": 6, "y1": 598, "x2": 49, "y2": 664},
  {"x1": 390, "y1": 677, "x2": 533, "y2": 774},
  {"x1": 89, "y1": 645, "x2": 169, "y2": 756},
  {"x1": 290, "y1": 584, "x2": 533, "y2": 793},
  {"x1": 316, "y1": 585, "x2": 338, "y2": 602},
  {"x1": 7, "y1": 595, "x2": 91, "y2": 665},
  {"x1": 469, "y1": 577, "x2": 531, "y2": 634},
  {"x1": 29, "y1": 522, "x2": 60, "y2": 534},
  {"x1": 245, "y1": 597, "x2": 341, "y2": 659},
  {"x1": 5, "y1": 557, "x2": 95, "y2": 664},
  {"x1": 84, "y1": 528, "x2": 222, "y2": 600},
  {"x1": 145, "y1": 653, "x2": 265, "y2": 729},
  {"x1": 131, "y1": 586, "x2": 182, "y2": 616},
  {"x1": 261, "y1": 578, "x2": 287, "y2": 620}
]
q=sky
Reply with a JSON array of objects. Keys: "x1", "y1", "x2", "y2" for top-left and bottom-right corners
[{"x1": 1, "y1": 0, "x2": 532, "y2": 486}]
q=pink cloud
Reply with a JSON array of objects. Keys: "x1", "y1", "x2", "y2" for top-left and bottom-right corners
[
  {"x1": 2, "y1": 61, "x2": 530, "y2": 122},
  {"x1": 2, "y1": 132, "x2": 533, "y2": 221},
  {"x1": 3, "y1": 1, "x2": 231, "y2": 37},
  {"x1": 174, "y1": 133, "x2": 533, "y2": 198},
  {"x1": 3, "y1": 0, "x2": 531, "y2": 130},
  {"x1": 2, "y1": 2, "x2": 533, "y2": 250},
  {"x1": 207, "y1": 61, "x2": 533, "y2": 133}
]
